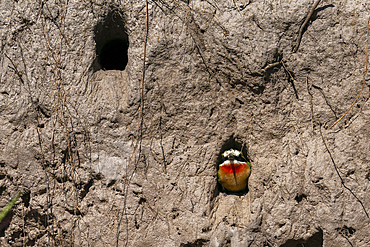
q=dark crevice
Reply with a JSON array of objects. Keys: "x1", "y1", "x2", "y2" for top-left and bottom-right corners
[
  {"x1": 107, "y1": 179, "x2": 116, "y2": 187},
  {"x1": 171, "y1": 208, "x2": 179, "y2": 219},
  {"x1": 314, "y1": 4, "x2": 335, "y2": 15},
  {"x1": 248, "y1": 84, "x2": 265, "y2": 94},
  {"x1": 36, "y1": 104, "x2": 51, "y2": 118},
  {"x1": 0, "y1": 212, "x2": 13, "y2": 235},
  {"x1": 66, "y1": 207, "x2": 83, "y2": 216},
  {"x1": 294, "y1": 193, "x2": 307, "y2": 203},
  {"x1": 80, "y1": 179, "x2": 93, "y2": 200},
  {"x1": 21, "y1": 190, "x2": 31, "y2": 207},
  {"x1": 280, "y1": 228, "x2": 323, "y2": 247},
  {"x1": 336, "y1": 225, "x2": 356, "y2": 238},
  {"x1": 337, "y1": 226, "x2": 356, "y2": 246},
  {"x1": 10, "y1": 229, "x2": 22, "y2": 241},
  {"x1": 180, "y1": 239, "x2": 209, "y2": 247},
  {"x1": 138, "y1": 197, "x2": 147, "y2": 205},
  {"x1": 26, "y1": 209, "x2": 48, "y2": 228},
  {"x1": 0, "y1": 185, "x2": 6, "y2": 195},
  {"x1": 61, "y1": 148, "x2": 69, "y2": 167}
]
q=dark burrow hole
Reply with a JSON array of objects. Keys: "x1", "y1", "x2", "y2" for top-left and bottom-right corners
[
  {"x1": 281, "y1": 229, "x2": 323, "y2": 247},
  {"x1": 100, "y1": 39, "x2": 128, "y2": 70},
  {"x1": 215, "y1": 136, "x2": 251, "y2": 196},
  {"x1": 93, "y1": 10, "x2": 129, "y2": 71}
]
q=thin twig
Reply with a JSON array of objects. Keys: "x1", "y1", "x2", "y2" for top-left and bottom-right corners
[
  {"x1": 264, "y1": 61, "x2": 281, "y2": 71},
  {"x1": 327, "y1": 16, "x2": 370, "y2": 130},
  {"x1": 159, "y1": 117, "x2": 167, "y2": 173},
  {"x1": 306, "y1": 77, "x2": 314, "y2": 130},
  {"x1": 320, "y1": 126, "x2": 369, "y2": 218},
  {"x1": 116, "y1": 1, "x2": 149, "y2": 246},
  {"x1": 341, "y1": 234, "x2": 354, "y2": 247},
  {"x1": 293, "y1": 0, "x2": 321, "y2": 53},
  {"x1": 140, "y1": 0, "x2": 149, "y2": 138},
  {"x1": 7, "y1": 42, "x2": 52, "y2": 246},
  {"x1": 281, "y1": 61, "x2": 299, "y2": 99},
  {"x1": 190, "y1": 33, "x2": 212, "y2": 77}
]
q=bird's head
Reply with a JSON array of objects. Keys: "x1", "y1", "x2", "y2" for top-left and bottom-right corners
[{"x1": 221, "y1": 149, "x2": 245, "y2": 163}]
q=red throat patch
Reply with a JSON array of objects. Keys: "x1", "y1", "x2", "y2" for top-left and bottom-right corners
[{"x1": 220, "y1": 162, "x2": 247, "y2": 174}]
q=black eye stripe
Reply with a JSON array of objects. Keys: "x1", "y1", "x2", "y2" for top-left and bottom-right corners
[{"x1": 234, "y1": 155, "x2": 246, "y2": 162}]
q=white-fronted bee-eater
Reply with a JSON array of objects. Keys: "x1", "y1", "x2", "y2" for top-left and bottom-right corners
[{"x1": 218, "y1": 149, "x2": 251, "y2": 192}]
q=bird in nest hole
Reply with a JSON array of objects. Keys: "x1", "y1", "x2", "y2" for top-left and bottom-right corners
[{"x1": 218, "y1": 149, "x2": 251, "y2": 192}]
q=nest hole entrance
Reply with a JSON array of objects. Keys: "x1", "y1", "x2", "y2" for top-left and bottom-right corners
[{"x1": 93, "y1": 10, "x2": 129, "y2": 71}]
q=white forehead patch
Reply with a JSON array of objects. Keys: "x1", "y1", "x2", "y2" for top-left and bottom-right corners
[
  {"x1": 219, "y1": 160, "x2": 231, "y2": 166},
  {"x1": 222, "y1": 149, "x2": 242, "y2": 158},
  {"x1": 219, "y1": 159, "x2": 245, "y2": 166}
]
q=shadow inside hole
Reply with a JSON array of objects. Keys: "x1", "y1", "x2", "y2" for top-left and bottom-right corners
[
  {"x1": 93, "y1": 10, "x2": 129, "y2": 71},
  {"x1": 216, "y1": 136, "x2": 250, "y2": 166},
  {"x1": 281, "y1": 229, "x2": 323, "y2": 247},
  {"x1": 100, "y1": 39, "x2": 128, "y2": 70},
  {"x1": 216, "y1": 135, "x2": 251, "y2": 195}
]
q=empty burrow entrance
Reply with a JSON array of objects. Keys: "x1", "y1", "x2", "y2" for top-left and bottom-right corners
[{"x1": 93, "y1": 10, "x2": 129, "y2": 71}]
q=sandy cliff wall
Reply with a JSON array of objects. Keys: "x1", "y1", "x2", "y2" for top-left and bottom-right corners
[{"x1": 0, "y1": 0, "x2": 369, "y2": 246}]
